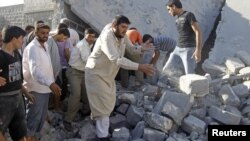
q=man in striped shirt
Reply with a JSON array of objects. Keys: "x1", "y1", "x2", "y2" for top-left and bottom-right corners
[{"x1": 142, "y1": 34, "x2": 176, "y2": 84}]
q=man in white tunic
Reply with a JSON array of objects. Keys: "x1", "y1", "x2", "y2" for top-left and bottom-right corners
[
  {"x1": 85, "y1": 15, "x2": 155, "y2": 141},
  {"x1": 22, "y1": 23, "x2": 61, "y2": 141}
]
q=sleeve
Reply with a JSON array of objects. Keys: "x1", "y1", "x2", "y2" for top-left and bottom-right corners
[
  {"x1": 28, "y1": 47, "x2": 54, "y2": 86},
  {"x1": 101, "y1": 32, "x2": 139, "y2": 70},
  {"x1": 188, "y1": 12, "x2": 197, "y2": 24},
  {"x1": 78, "y1": 41, "x2": 90, "y2": 63}
]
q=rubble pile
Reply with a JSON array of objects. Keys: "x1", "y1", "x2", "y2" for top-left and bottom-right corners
[{"x1": 22, "y1": 51, "x2": 250, "y2": 141}]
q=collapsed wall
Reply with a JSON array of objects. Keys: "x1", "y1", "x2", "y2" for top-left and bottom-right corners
[{"x1": 207, "y1": 0, "x2": 250, "y2": 65}]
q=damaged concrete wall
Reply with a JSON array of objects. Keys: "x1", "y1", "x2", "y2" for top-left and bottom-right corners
[{"x1": 65, "y1": 0, "x2": 224, "y2": 45}]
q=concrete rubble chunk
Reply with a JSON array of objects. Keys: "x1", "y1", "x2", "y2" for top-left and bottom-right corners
[
  {"x1": 144, "y1": 112, "x2": 173, "y2": 133},
  {"x1": 232, "y1": 84, "x2": 249, "y2": 98},
  {"x1": 208, "y1": 105, "x2": 242, "y2": 125},
  {"x1": 110, "y1": 114, "x2": 128, "y2": 132},
  {"x1": 117, "y1": 103, "x2": 129, "y2": 115},
  {"x1": 161, "y1": 101, "x2": 183, "y2": 125},
  {"x1": 79, "y1": 122, "x2": 96, "y2": 141},
  {"x1": 242, "y1": 106, "x2": 250, "y2": 116},
  {"x1": 126, "y1": 105, "x2": 144, "y2": 127},
  {"x1": 166, "y1": 136, "x2": 177, "y2": 141},
  {"x1": 181, "y1": 115, "x2": 206, "y2": 134},
  {"x1": 239, "y1": 67, "x2": 250, "y2": 74},
  {"x1": 179, "y1": 74, "x2": 209, "y2": 97},
  {"x1": 131, "y1": 121, "x2": 145, "y2": 139},
  {"x1": 112, "y1": 127, "x2": 130, "y2": 141},
  {"x1": 153, "y1": 90, "x2": 193, "y2": 121},
  {"x1": 243, "y1": 81, "x2": 250, "y2": 89},
  {"x1": 225, "y1": 57, "x2": 245, "y2": 74},
  {"x1": 202, "y1": 59, "x2": 226, "y2": 75},
  {"x1": 235, "y1": 50, "x2": 250, "y2": 66},
  {"x1": 218, "y1": 84, "x2": 241, "y2": 107},
  {"x1": 118, "y1": 93, "x2": 136, "y2": 105},
  {"x1": 143, "y1": 128, "x2": 166, "y2": 141}
]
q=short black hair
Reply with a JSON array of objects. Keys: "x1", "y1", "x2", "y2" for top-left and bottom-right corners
[
  {"x1": 25, "y1": 25, "x2": 35, "y2": 32},
  {"x1": 142, "y1": 34, "x2": 153, "y2": 43},
  {"x1": 166, "y1": 0, "x2": 182, "y2": 8},
  {"x1": 57, "y1": 28, "x2": 70, "y2": 37},
  {"x1": 2, "y1": 26, "x2": 26, "y2": 43},
  {"x1": 112, "y1": 15, "x2": 131, "y2": 26},
  {"x1": 34, "y1": 20, "x2": 44, "y2": 27},
  {"x1": 57, "y1": 23, "x2": 68, "y2": 29},
  {"x1": 84, "y1": 28, "x2": 95, "y2": 35},
  {"x1": 35, "y1": 23, "x2": 50, "y2": 32}
]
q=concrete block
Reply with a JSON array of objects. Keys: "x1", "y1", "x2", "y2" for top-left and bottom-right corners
[
  {"x1": 161, "y1": 101, "x2": 183, "y2": 125},
  {"x1": 181, "y1": 115, "x2": 206, "y2": 134},
  {"x1": 232, "y1": 84, "x2": 249, "y2": 98},
  {"x1": 225, "y1": 57, "x2": 245, "y2": 74},
  {"x1": 112, "y1": 127, "x2": 130, "y2": 141},
  {"x1": 202, "y1": 59, "x2": 226, "y2": 75},
  {"x1": 143, "y1": 128, "x2": 166, "y2": 141},
  {"x1": 235, "y1": 50, "x2": 250, "y2": 66},
  {"x1": 179, "y1": 74, "x2": 209, "y2": 97},
  {"x1": 116, "y1": 103, "x2": 129, "y2": 115},
  {"x1": 126, "y1": 105, "x2": 144, "y2": 127},
  {"x1": 208, "y1": 105, "x2": 242, "y2": 125},
  {"x1": 144, "y1": 112, "x2": 173, "y2": 133},
  {"x1": 153, "y1": 91, "x2": 193, "y2": 120},
  {"x1": 218, "y1": 84, "x2": 240, "y2": 107},
  {"x1": 131, "y1": 121, "x2": 145, "y2": 139}
]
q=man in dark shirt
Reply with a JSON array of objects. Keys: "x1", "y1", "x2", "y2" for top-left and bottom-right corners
[
  {"x1": 0, "y1": 26, "x2": 33, "y2": 141},
  {"x1": 164, "y1": 0, "x2": 202, "y2": 74}
]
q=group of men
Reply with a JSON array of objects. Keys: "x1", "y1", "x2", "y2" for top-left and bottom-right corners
[{"x1": 0, "y1": 0, "x2": 202, "y2": 141}]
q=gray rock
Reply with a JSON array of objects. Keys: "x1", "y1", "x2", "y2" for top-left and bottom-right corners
[
  {"x1": 144, "y1": 112, "x2": 173, "y2": 133},
  {"x1": 143, "y1": 128, "x2": 166, "y2": 141}
]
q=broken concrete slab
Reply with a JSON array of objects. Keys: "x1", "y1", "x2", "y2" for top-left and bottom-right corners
[
  {"x1": 179, "y1": 74, "x2": 209, "y2": 97},
  {"x1": 225, "y1": 57, "x2": 245, "y2": 74},
  {"x1": 232, "y1": 84, "x2": 249, "y2": 98},
  {"x1": 218, "y1": 84, "x2": 241, "y2": 107},
  {"x1": 144, "y1": 112, "x2": 173, "y2": 133},
  {"x1": 181, "y1": 115, "x2": 206, "y2": 134},
  {"x1": 235, "y1": 50, "x2": 250, "y2": 66},
  {"x1": 112, "y1": 127, "x2": 130, "y2": 141},
  {"x1": 161, "y1": 101, "x2": 183, "y2": 125},
  {"x1": 126, "y1": 105, "x2": 144, "y2": 127},
  {"x1": 202, "y1": 59, "x2": 226, "y2": 76},
  {"x1": 208, "y1": 105, "x2": 242, "y2": 125},
  {"x1": 143, "y1": 128, "x2": 166, "y2": 141}
]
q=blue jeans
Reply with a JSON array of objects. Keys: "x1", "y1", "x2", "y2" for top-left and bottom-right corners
[
  {"x1": 26, "y1": 92, "x2": 50, "y2": 139},
  {"x1": 163, "y1": 46, "x2": 196, "y2": 74}
]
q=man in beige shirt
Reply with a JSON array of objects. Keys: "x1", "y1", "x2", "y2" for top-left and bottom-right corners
[{"x1": 85, "y1": 15, "x2": 154, "y2": 141}]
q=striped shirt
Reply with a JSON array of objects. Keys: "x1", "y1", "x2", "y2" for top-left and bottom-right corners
[{"x1": 153, "y1": 36, "x2": 176, "y2": 52}]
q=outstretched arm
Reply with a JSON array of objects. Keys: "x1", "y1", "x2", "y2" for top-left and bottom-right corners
[{"x1": 191, "y1": 21, "x2": 202, "y2": 63}]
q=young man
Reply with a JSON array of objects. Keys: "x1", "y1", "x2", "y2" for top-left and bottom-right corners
[
  {"x1": 0, "y1": 26, "x2": 28, "y2": 141},
  {"x1": 85, "y1": 15, "x2": 155, "y2": 141},
  {"x1": 164, "y1": 0, "x2": 202, "y2": 74},
  {"x1": 64, "y1": 28, "x2": 96, "y2": 130},
  {"x1": 142, "y1": 34, "x2": 176, "y2": 84},
  {"x1": 22, "y1": 23, "x2": 61, "y2": 141},
  {"x1": 118, "y1": 27, "x2": 144, "y2": 88}
]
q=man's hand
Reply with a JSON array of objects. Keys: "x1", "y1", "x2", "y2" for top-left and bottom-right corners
[
  {"x1": 192, "y1": 49, "x2": 201, "y2": 63},
  {"x1": 141, "y1": 40, "x2": 155, "y2": 52},
  {"x1": 0, "y1": 76, "x2": 6, "y2": 87},
  {"x1": 49, "y1": 83, "x2": 61, "y2": 96},
  {"x1": 138, "y1": 64, "x2": 155, "y2": 76}
]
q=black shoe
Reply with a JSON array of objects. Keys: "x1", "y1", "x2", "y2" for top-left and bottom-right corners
[{"x1": 63, "y1": 120, "x2": 73, "y2": 131}]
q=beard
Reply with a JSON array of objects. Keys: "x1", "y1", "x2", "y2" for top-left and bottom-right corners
[
  {"x1": 37, "y1": 37, "x2": 48, "y2": 43},
  {"x1": 114, "y1": 30, "x2": 125, "y2": 39}
]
